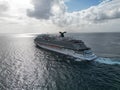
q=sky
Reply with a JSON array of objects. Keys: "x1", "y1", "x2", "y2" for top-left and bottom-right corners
[
  {"x1": 65, "y1": 0, "x2": 102, "y2": 12},
  {"x1": 0, "y1": 0, "x2": 120, "y2": 33}
]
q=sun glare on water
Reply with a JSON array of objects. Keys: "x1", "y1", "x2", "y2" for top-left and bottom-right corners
[{"x1": 14, "y1": 34, "x2": 35, "y2": 38}]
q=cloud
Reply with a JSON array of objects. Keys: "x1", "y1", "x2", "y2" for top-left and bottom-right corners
[
  {"x1": 0, "y1": 0, "x2": 120, "y2": 33},
  {"x1": 0, "y1": 1, "x2": 8, "y2": 15},
  {"x1": 52, "y1": 0, "x2": 120, "y2": 27},
  {"x1": 27, "y1": 0, "x2": 120, "y2": 27},
  {"x1": 0, "y1": 4, "x2": 8, "y2": 12},
  {"x1": 27, "y1": 0, "x2": 66, "y2": 19},
  {"x1": 81, "y1": 0, "x2": 120, "y2": 22},
  {"x1": 27, "y1": 0, "x2": 53, "y2": 19},
  {"x1": 0, "y1": 0, "x2": 34, "y2": 24}
]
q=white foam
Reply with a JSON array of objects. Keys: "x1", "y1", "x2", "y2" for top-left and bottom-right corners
[
  {"x1": 95, "y1": 57, "x2": 120, "y2": 65},
  {"x1": 75, "y1": 58, "x2": 82, "y2": 61}
]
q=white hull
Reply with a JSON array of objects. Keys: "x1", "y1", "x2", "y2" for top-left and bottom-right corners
[{"x1": 36, "y1": 43, "x2": 97, "y2": 61}]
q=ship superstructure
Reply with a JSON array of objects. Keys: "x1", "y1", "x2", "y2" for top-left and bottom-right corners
[{"x1": 34, "y1": 32, "x2": 97, "y2": 61}]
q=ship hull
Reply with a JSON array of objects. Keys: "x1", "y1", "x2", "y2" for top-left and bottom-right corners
[{"x1": 35, "y1": 42, "x2": 97, "y2": 61}]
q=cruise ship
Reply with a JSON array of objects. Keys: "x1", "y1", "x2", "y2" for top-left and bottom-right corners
[{"x1": 34, "y1": 32, "x2": 97, "y2": 61}]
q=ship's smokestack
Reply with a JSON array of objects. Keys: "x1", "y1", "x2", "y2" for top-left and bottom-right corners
[{"x1": 59, "y1": 31, "x2": 66, "y2": 37}]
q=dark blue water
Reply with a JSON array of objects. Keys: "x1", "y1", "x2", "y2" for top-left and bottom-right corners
[{"x1": 0, "y1": 33, "x2": 120, "y2": 90}]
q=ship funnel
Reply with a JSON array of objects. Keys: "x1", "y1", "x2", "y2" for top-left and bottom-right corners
[{"x1": 59, "y1": 31, "x2": 66, "y2": 37}]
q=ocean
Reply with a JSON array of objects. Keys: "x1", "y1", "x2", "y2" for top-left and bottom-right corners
[{"x1": 0, "y1": 33, "x2": 120, "y2": 90}]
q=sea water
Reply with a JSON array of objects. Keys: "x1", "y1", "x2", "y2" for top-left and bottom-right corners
[{"x1": 0, "y1": 33, "x2": 120, "y2": 90}]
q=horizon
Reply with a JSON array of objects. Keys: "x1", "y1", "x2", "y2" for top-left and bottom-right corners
[{"x1": 1, "y1": 30, "x2": 120, "y2": 34}]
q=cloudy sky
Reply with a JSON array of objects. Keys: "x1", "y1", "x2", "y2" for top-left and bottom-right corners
[{"x1": 0, "y1": 0, "x2": 120, "y2": 33}]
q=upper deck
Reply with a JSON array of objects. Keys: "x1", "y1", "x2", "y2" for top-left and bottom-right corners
[{"x1": 35, "y1": 34, "x2": 90, "y2": 51}]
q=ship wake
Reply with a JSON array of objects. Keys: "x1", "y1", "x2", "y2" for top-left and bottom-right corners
[{"x1": 95, "y1": 57, "x2": 120, "y2": 65}]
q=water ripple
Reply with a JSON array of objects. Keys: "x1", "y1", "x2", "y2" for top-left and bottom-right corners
[{"x1": 0, "y1": 34, "x2": 120, "y2": 90}]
